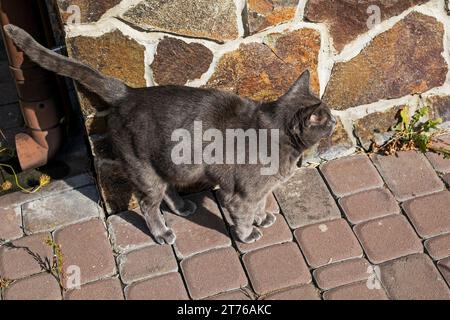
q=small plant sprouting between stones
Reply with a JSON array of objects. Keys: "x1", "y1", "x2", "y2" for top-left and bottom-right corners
[
  {"x1": 0, "y1": 277, "x2": 13, "y2": 289},
  {"x1": 0, "y1": 163, "x2": 51, "y2": 194},
  {"x1": 374, "y1": 105, "x2": 450, "y2": 158},
  {"x1": 44, "y1": 236, "x2": 66, "y2": 289}
]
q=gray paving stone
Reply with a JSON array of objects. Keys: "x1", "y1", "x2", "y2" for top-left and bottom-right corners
[
  {"x1": 1, "y1": 173, "x2": 95, "y2": 209},
  {"x1": 275, "y1": 168, "x2": 341, "y2": 229},
  {"x1": 22, "y1": 185, "x2": 103, "y2": 234}
]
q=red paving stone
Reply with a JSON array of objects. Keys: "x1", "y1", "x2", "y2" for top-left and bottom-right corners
[
  {"x1": 243, "y1": 242, "x2": 311, "y2": 295},
  {"x1": 354, "y1": 215, "x2": 422, "y2": 264},
  {"x1": 338, "y1": 188, "x2": 399, "y2": 224},
  {"x1": 164, "y1": 192, "x2": 231, "y2": 259},
  {"x1": 206, "y1": 290, "x2": 252, "y2": 300},
  {"x1": 371, "y1": 151, "x2": 445, "y2": 201},
  {"x1": 438, "y1": 257, "x2": 450, "y2": 287},
  {"x1": 294, "y1": 219, "x2": 363, "y2": 268},
  {"x1": 380, "y1": 254, "x2": 450, "y2": 300},
  {"x1": 235, "y1": 213, "x2": 292, "y2": 253},
  {"x1": 107, "y1": 210, "x2": 155, "y2": 253},
  {"x1": 125, "y1": 272, "x2": 189, "y2": 300},
  {"x1": 181, "y1": 247, "x2": 248, "y2": 299},
  {"x1": 323, "y1": 280, "x2": 389, "y2": 300},
  {"x1": 54, "y1": 219, "x2": 116, "y2": 286},
  {"x1": 320, "y1": 154, "x2": 384, "y2": 197},
  {"x1": 313, "y1": 258, "x2": 371, "y2": 290},
  {"x1": 402, "y1": 191, "x2": 450, "y2": 239},
  {"x1": 64, "y1": 277, "x2": 124, "y2": 300},
  {"x1": 275, "y1": 168, "x2": 341, "y2": 228},
  {"x1": 3, "y1": 272, "x2": 62, "y2": 300},
  {"x1": 0, "y1": 207, "x2": 22, "y2": 241},
  {"x1": 425, "y1": 233, "x2": 450, "y2": 260},
  {"x1": 262, "y1": 284, "x2": 321, "y2": 300},
  {"x1": 118, "y1": 244, "x2": 178, "y2": 284},
  {"x1": 426, "y1": 152, "x2": 450, "y2": 173},
  {"x1": 0, "y1": 232, "x2": 53, "y2": 280}
]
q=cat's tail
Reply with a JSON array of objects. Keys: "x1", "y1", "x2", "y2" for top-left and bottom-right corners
[{"x1": 3, "y1": 24, "x2": 129, "y2": 106}]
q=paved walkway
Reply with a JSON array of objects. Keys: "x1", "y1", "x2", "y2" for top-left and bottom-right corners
[{"x1": 1, "y1": 146, "x2": 450, "y2": 300}]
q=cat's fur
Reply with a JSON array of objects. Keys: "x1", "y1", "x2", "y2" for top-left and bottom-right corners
[{"x1": 4, "y1": 24, "x2": 336, "y2": 244}]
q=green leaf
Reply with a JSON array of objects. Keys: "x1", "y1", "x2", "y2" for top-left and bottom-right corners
[
  {"x1": 411, "y1": 106, "x2": 429, "y2": 127},
  {"x1": 400, "y1": 107, "x2": 410, "y2": 127},
  {"x1": 413, "y1": 134, "x2": 429, "y2": 153}
]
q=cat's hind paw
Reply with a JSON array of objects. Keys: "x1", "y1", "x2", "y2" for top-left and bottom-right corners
[
  {"x1": 154, "y1": 228, "x2": 176, "y2": 245},
  {"x1": 259, "y1": 212, "x2": 277, "y2": 228},
  {"x1": 240, "y1": 227, "x2": 262, "y2": 244},
  {"x1": 255, "y1": 212, "x2": 277, "y2": 228},
  {"x1": 174, "y1": 200, "x2": 197, "y2": 217}
]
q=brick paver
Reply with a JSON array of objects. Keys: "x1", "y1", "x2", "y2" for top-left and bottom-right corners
[
  {"x1": 235, "y1": 213, "x2": 292, "y2": 253},
  {"x1": 371, "y1": 151, "x2": 445, "y2": 201},
  {"x1": 320, "y1": 154, "x2": 384, "y2": 197},
  {"x1": 0, "y1": 207, "x2": 22, "y2": 241},
  {"x1": 294, "y1": 219, "x2": 363, "y2": 268},
  {"x1": 275, "y1": 168, "x2": 340, "y2": 228},
  {"x1": 107, "y1": 210, "x2": 155, "y2": 253},
  {"x1": 379, "y1": 254, "x2": 450, "y2": 300},
  {"x1": 323, "y1": 280, "x2": 389, "y2": 300},
  {"x1": 262, "y1": 284, "x2": 321, "y2": 300},
  {"x1": 22, "y1": 186, "x2": 103, "y2": 234},
  {"x1": 181, "y1": 247, "x2": 248, "y2": 299},
  {"x1": 64, "y1": 277, "x2": 124, "y2": 300},
  {"x1": 164, "y1": 192, "x2": 231, "y2": 259},
  {"x1": 425, "y1": 233, "x2": 450, "y2": 260},
  {"x1": 0, "y1": 232, "x2": 53, "y2": 280},
  {"x1": 243, "y1": 242, "x2": 311, "y2": 295},
  {"x1": 339, "y1": 188, "x2": 399, "y2": 224},
  {"x1": 438, "y1": 257, "x2": 450, "y2": 287},
  {"x1": 426, "y1": 152, "x2": 450, "y2": 173},
  {"x1": 3, "y1": 147, "x2": 450, "y2": 300},
  {"x1": 402, "y1": 191, "x2": 450, "y2": 239},
  {"x1": 1, "y1": 173, "x2": 94, "y2": 210},
  {"x1": 206, "y1": 290, "x2": 252, "y2": 300},
  {"x1": 54, "y1": 219, "x2": 116, "y2": 286},
  {"x1": 3, "y1": 272, "x2": 62, "y2": 300},
  {"x1": 125, "y1": 272, "x2": 189, "y2": 300},
  {"x1": 313, "y1": 258, "x2": 371, "y2": 290},
  {"x1": 354, "y1": 215, "x2": 422, "y2": 264},
  {"x1": 118, "y1": 245, "x2": 178, "y2": 284}
]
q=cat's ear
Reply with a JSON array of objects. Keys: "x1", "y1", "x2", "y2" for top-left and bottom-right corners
[
  {"x1": 307, "y1": 111, "x2": 328, "y2": 127},
  {"x1": 278, "y1": 70, "x2": 311, "y2": 103}
]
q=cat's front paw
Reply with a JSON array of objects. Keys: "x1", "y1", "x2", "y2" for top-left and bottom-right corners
[
  {"x1": 259, "y1": 212, "x2": 276, "y2": 228},
  {"x1": 154, "y1": 228, "x2": 176, "y2": 245},
  {"x1": 175, "y1": 200, "x2": 197, "y2": 217},
  {"x1": 238, "y1": 227, "x2": 262, "y2": 244}
]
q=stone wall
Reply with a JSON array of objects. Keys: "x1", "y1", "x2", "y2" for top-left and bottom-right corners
[{"x1": 52, "y1": 0, "x2": 450, "y2": 214}]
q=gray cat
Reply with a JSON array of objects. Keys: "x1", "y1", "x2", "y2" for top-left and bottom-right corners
[{"x1": 4, "y1": 24, "x2": 336, "y2": 244}]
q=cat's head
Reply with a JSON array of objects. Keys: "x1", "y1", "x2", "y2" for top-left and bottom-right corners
[{"x1": 273, "y1": 70, "x2": 336, "y2": 149}]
